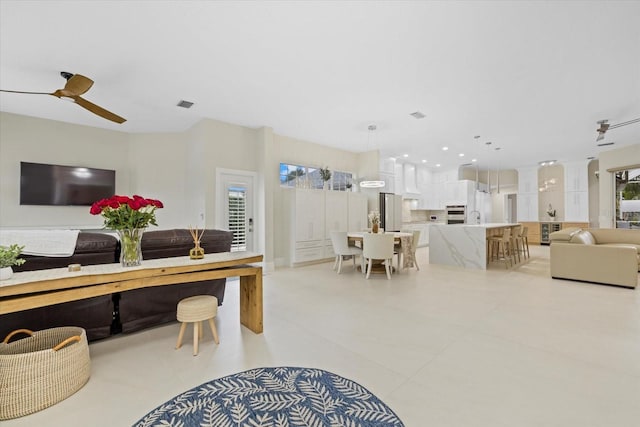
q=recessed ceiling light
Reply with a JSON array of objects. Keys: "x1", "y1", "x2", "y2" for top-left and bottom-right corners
[
  {"x1": 403, "y1": 154, "x2": 409, "y2": 158},
  {"x1": 442, "y1": 147, "x2": 448, "y2": 151},
  {"x1": 459, "y1": 153, "x2": 464, "y2": 157},
  {"x1": 410, "y1": 111, "x2": 426, "y2": 119},
  {"x1": 389, "y1": 157, "x2": 396, "y2": 161},
  {"x1": 177, "y1": 100, "x2": 194, "y2": 109},
  {"x1": 421, "y1": 159, "x2": 427, "y2": 163},
  {"x1": 538, "y1": 160, "x2": 557, "y2": 166},
  {"x1": 472, "y1": 158, "x2": 477, "y2": 162},
  {"x1": 436, "y1": 163, "x2": 441, "y2": 167}
]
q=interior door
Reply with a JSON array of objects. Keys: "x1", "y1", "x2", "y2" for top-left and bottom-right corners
[{"x1": 220, "y1": 172, "x2": 254, "y2": 252}]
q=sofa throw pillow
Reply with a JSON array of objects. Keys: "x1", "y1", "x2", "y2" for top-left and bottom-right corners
[{"x1": 569, "y1": 230, "x2": 596, "y2": 245}]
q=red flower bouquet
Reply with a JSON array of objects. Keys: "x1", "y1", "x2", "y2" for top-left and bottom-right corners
[
  {"x1": 90, "y1": 195, "x2": 164, "y2": 267},
  {"x1": 90, "y1": 195, "x2": 164, "y2": 230}
]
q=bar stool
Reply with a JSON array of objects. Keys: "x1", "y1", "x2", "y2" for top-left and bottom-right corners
[
  {"x1": 176, "y1": 295, "x2": 220, "y2": 356},
  {"x1": 515, "y1": 226, "x2": 530, "y2": 259},
  {"x1": 488, "y1": 228, "x2": 514, "y2": 268}
]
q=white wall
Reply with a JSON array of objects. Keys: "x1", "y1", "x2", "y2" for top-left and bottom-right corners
[
  {"x1": 0, "y1": 112, "x2": 130, "y2": 228},
  {"x1": 0, "y1": 112, "x2": 365, "y2": 271}
]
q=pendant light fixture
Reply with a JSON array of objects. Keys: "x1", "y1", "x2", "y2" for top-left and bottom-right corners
[{"x1": 359, "y1": 124, "x2": 385, "y2": 189}]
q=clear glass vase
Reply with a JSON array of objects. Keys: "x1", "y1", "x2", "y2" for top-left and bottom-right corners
[{"x1": 118, "y1": 228, "x2": 144, "y2": 267}]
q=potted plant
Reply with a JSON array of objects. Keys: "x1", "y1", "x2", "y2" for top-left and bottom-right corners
[
  {"x1": 0, "y1": 244, "x2": 26, "y2": 280},
  {"x1": 319, "y1": 167, "x2": 331, "y2": 189},
  {"x1": 546, "y1": 204, "x2": 556, "y2": 220}
]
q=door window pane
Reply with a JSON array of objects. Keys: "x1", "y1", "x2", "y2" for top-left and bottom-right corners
[
  {"x1": 228, "y1": 187, "x2": 247, "y2": 251},
  {"x1": 615, "y1": 168, "x2": 640, "y2": 229}
]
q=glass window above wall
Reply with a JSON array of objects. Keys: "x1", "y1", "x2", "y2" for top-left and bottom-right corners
[
  {"x1": 279, "y1": 163, "x2": 353, "y2": 191},
  {"x1": 279, "y1": 163, "x2": 306, "y2": 188},
  {"x1": 616, "y1": 168, "x2": 640, "y2": 229}
]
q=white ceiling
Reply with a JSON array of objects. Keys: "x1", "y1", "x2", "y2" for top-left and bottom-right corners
[{"x1": 1, "y1": 1, "x2": 639, "y2": 171}]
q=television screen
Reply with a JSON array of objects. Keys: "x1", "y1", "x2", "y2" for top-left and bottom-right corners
[{"x1": 20, "y1": 162, "x2": 116, "y2": 206}]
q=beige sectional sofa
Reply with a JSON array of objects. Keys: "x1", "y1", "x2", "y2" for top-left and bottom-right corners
[{"x1": 549, "y1": 228, "x2": 640, "y2": 288}]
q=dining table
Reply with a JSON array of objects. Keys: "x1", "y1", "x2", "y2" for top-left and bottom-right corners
[{"x1": 347, "y1": 231, "x2": 414, "y2": 274}]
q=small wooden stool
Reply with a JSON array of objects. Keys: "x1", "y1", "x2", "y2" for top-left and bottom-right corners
[{"x1": 176, "y1": 295, "x2": 220, "y2": 356}]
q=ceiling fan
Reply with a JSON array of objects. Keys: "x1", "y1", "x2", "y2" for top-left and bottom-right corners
[
  {"x1": 0, "y1": 71, "x2": 126, "y2": 124},
  {"x1": 596, "y1": 117, "x2": 640, "y2": 142}
]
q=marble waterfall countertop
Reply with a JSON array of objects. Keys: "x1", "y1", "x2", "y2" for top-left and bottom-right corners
[{"x1": 429, "y1": 223, "x2": 520, "y2": 269}]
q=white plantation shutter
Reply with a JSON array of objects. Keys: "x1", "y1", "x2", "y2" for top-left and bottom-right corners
[{"x1": 228, "y1": 187, "x2": 247, "y2": 251}]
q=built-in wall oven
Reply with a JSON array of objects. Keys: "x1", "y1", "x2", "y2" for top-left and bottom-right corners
[{"x1": 446, "y1": 205, "x2": 466, "y2": 225}]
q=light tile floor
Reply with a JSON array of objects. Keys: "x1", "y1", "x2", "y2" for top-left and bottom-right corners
[{"x1": 4, "y1": 245, "x2": 640, "y2": 426}]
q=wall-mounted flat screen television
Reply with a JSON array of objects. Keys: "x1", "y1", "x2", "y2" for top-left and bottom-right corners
[{"x1": 20, "y1": 162, "x2": 116, "y2": 206}]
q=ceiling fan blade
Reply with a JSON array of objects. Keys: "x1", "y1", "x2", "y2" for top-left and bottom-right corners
[
  {"x1": 0, "y1": 89, "x2": 52, "y2": 95},
  {"x1": 596, "y1": 132, "x2": 605, "y2": 142},
  {"x1": 72, "y1": 96, "x2": 126, "y2": 124},
  {"x1": 63, "y1": 74, "x2": 93, "y2": 96}
]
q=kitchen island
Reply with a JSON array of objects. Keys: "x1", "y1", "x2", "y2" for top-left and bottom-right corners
[{"x1": 429, "y1": 223, "x2": 521, "y2": 270}]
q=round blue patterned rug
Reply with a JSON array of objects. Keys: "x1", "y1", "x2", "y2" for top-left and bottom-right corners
[{"x1": 134, "y1": 366, "x2": 404, "y2": 426}]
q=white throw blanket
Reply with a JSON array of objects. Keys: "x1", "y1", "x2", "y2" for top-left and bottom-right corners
[{"x1": 0, "y1": 229, "x2": 80, "y2": 257}]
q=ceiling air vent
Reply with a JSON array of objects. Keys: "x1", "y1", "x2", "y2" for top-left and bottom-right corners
[
  {"x1": 597, "y1": 142, "x2": 615, "y2": 147},
  {"x1": 410, "y1": 111, "x2": 425, "y2": 119},
  {"x1": 177, "y1": 100, "x2": 194, "y2": 109}
]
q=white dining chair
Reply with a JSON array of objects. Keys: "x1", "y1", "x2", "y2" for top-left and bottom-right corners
[
  {"x1": 330, "y1": 231, "x2": 363, "y2": 274},
  {"x1": 362, "y1": 233, "x2": 395, "y2": 279}
]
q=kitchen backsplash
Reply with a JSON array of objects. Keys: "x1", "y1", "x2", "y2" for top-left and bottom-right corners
[{"x1": 401, "y1": 203, "x2": 445, "y2": 223}]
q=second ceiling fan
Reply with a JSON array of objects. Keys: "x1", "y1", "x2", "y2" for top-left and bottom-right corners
[{"x1": 0, "y1": 71, "x2": 126, "y2": 124}]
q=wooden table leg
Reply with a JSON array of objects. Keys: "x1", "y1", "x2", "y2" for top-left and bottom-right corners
[{"x1": 239, "y1": 268, "x2": 263, "y2": 334}]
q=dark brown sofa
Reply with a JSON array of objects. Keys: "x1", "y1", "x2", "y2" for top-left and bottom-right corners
[{"x1": 1, "y1": 229, "x2": 232, "y2": 341}]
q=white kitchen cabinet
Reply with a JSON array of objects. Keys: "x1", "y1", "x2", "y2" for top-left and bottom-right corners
[
  {"x1": 443, "y1": 180, "x2": 474, "y2": 206},
  {"x1": 394, "y1": 163, "x2": 404, "y2": 196},
  {"x1": 517, "y1": 193, "x2": 538, "y2": 222},
  {"x1": 563, "y1": 161, "x2": 589, "y2": 222},
  {"x1": 285, "y1": 189, "x2": 367, "y2": 266},
  {"x1": 347, "y1": 192, "x2": 368, "y2": 232},
  {"x1": 294, "y1": 189, "x2": 325, "y2": 241},
  {"x1": 378, "y1": 172, "x2": 395, "y2": 193},
  {"x1": 564, "y1": 160, "x2": 589, "y2": 192},
  {"x1": 564, "y1": 190, "x2": 589, "y2": 222},
  {"x1": 403, "y1": 163, "x2": 419, "y2": 194},
  {"x1": 517, "y1": 167, "x2": 539, "y2": 194},
  {"x1": 379, "y1": 157, "x2": 396, "y2": 174},
  {"x1": 421, "y1": 182, "x2": 444, "y2": 210},
  {"x1": 325, "y1": 190, "x2": 348, "y2": 238},
  {"x1": 285, "y1": 188, "x2": 325, "y2": 266}
]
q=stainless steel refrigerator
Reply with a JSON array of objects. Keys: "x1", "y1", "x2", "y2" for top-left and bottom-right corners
[{"x1": 379, "y1": 192, "x2": 403, "y2": 232}]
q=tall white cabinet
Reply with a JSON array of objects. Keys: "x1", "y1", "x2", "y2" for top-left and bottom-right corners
[
  {"x1": 517, "y1": 167, "x2": 539, "y2": 221},
  {"x1": 284, "y1": 189, "x2": 368, "y2": 266},
  {"x1": 563, "y1": 160, "x2": 589, "y2": 222}
]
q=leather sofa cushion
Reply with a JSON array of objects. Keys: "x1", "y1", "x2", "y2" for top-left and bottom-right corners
[
  {"x1": 141, "y1": 229, "x2": 233, "y2": 260},
  {"x1": 74, "y1": 232, "x2": 118, "y2": 254},
  {"x1": 569, "y1": 230, "x2": 596, "y2": 245}
]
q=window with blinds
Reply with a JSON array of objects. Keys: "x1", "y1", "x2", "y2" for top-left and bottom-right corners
[{"x1": 228, "y1": 187, "x2": 247, "y2": 251}]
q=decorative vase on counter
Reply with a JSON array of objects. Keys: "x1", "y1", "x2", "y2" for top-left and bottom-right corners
[
  {"x1": 118, "y1": 228, "x2": 144, "y2": 267},
  {"x1": 372, "y1": 223, "x2": 379, "y2": 233},
  {"x1": 0, "y1": 266, "x2": 13, "y2": 281}
]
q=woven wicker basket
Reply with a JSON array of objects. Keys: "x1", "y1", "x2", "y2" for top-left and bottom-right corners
[{"x1": 0, "y1": 327, "x2": 91, "y2": 420}]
